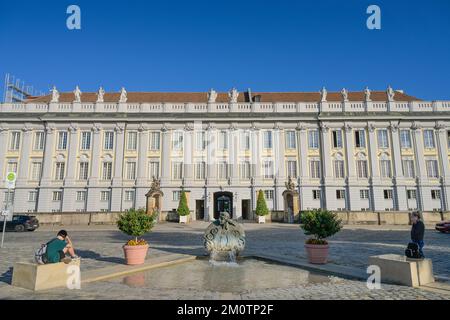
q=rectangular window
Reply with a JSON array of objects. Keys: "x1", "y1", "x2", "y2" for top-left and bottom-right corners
[
  {"x1": 360, "y1": 190, "x2": 369, "y2": 200},
  {"x1": 76, "y1": 191, "x2": 86, "y2": 201},
  {"x1": 149, "y1": 161, "x2": 160, "y2": 179},
  {"x1": 402, "y1": 159, "x2": 415, "y2": 178},
  {"x1": 333, "y1": 160, "x2": 345, "y2": 179},
  {"x1": 52, "y1": 191, "x2": 62, "y2": 201},
  {"x1": 426, "y1": 160, "x2": 439, "y2": 178},
  {"x1": 240, "y1": 161, "x2": 251, "y2": 180},
  {"x1": 81, "y1": 131, "x2": 91, "y2": 150},
  {"x1": 57, "y1": 131, "x2": 68, "y2": 150},
  {"x1": 150, "y1": 132, "x2": 161, "y2": 151},
  {"x1": 356, "y1": 160, "x2": 368, "y2": 178},
  {"x1": 240, "y1": 131, "x2": 251, "y2": 151},
  {"x1": 4, "y1": 191, "x2": 15, "y2": 205},
  {"x1": 172, "y1": 131, "x2": 183, "y2": 151},
  {"x1": 400, "y1": 130, "x2": 412, "y2": 149},
  {"x1": 195, "y1": 161, "x2": 206, "y2": 180},
  {"x1": 126, "y1": 162, "x2": 136, "y2": 180},
  {"x1": 125, "y1": 191, "x2": 135, "y2": 202},
  {"x1": 218, "y1": 161, "x2": 229, "y2": 180},
  {"x1": 54, "y1": 162, "x2": 65, "y2": 180},
  {"x1": 336, "y1": 190, "x2": 346, "y2": 200},
  {"x1": 30, "y1": 162, "x2": 42, "y2": 181},
  {"x1": 310, "y1": 160, "x2": 321, "y2": 179},
  {"x1": 9, "y1": 131, "x2": 21, "y2": 150},
  {"x1": 355, "y1": 130, "x2": 366, "y2": 148},
  {"x1": 172, "y1": 191, "x2": 181, "y2": 201},
  {"x1": 102, "y1": 162, "x2": 113, "y2": 180},
  {"x1": 127, "y1": 132, "x2": 138, "y2": 150},
  {"x1": 447, "y1": 131, "x2": 450, "y2": 149},
  {"x1": 7, "y1": 161, "x2": 18, "y2": 174},
  {"x1": 219, "y1": 131, "x2": 229, "y2": 150},
  {"x1": 377, "y1": 130, "x2": 389, "y2": 149},
  {"x1": 263, "y1": 160, "x2": 274, "y2": 179},
  {"x1": 380, "y1": 160, "x2": 392, "y2": 178},
  {"x1": 423, "y1": 130, "x2": 435, "y2": 149},
  {"x1": 332, "y1": 130, "x2": 343, "y2": 148},
  {"x1": 104, "y1": 131, "x2": 114, "y2": 150},
  {"x1": 286, "y1": 160, "x2": 297, "y2": 178},
  {"x1": 383, "y1": 189, "x2": 393, "y2": 199},
  {"x1": 195, "y1": 131, "x2": 206, "y2": 151},
  {"x1": 286, "y1": 131, "x2": 297, "y2": 149},
  {"x1": 28, "y1": 191, "x2": 38, "y2": 202},
  {"x1": 79, "y1": 162, "x2": 89, "y2": 180},
  {"x1": 407, "y1": 190, "x2": 417, "y2": 200},
  {"x1": 100, "y1": 191, "x2": 110, "y2": 202},
  {"x1": 264, "y1": 190, "x2": 274, "y2": 201},
  {"x1": 312, "y1": 190, "x2": 321, "y2": 200},
  {"x1": 308, "y1": 130, "x2": 319, "y2": 149},
  {"x1": 171, "y1": 161, "x2": 183, "y2": 180},
  {"x1": 263, "y1": 131, "x2": 273, "y2": 149},
  {"x1": 431, "y1": 190, "x2": 441, "y2": 200},
  {"x1": 34, "y1": 132, "x2": 45, "y2": 150}
]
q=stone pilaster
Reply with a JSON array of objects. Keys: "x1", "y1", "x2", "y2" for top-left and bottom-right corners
[
  {"x1": 390, "y1": 122, "x2": 408, "y2": 211},
  {"x1": 160, "y1": 127, "x2": 172, "y2": 186},
  {"x1": 111, "y1": 124, "x2": 125, "y2": 212},
  {"x1": 367, "y1": 123, "x2": 382, "y2": 211},
  {"x1": 436, "y1": 123, "x2": 450, "y2": 211}
]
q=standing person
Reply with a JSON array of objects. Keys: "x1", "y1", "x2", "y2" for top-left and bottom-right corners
[
  {"x1": 410, "y1": 212, "x2": 425, "y2": 258},
  {"x1": 46, "y1": 230, "x2": 79, "y2": 263}
]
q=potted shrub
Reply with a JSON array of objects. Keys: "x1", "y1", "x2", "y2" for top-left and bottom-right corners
[
  {"x1": 301, "y1": 209, "x2": 343, "y2": 264},
  {"x1": 177, "y1": 191, "x2": 190, "y2": 224},
  {"x1": 255, "y1": 190, "x2": 269, "y2": 223},
  {"x1": 117, "y1": 208, "x2": 156, "y2": 265}
]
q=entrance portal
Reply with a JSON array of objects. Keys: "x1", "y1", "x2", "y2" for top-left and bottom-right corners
[
  {"x1": 196, "y1": 200, "x2": 205, "y2": 220},
  {"x1": 213, "y1": 192, "x2": 233, "y2": 219},
  {"x1": 242, "y1": 199, "x2": 251, "y2": 220}
]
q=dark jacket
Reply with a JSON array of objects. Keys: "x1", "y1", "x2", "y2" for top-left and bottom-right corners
[{"x1": 411, "y1": 220, "x2": 425, "y2": 242}]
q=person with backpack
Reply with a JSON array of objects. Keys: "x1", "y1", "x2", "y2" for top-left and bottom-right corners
[
  {"x1": 44, "y1": 230, "x2": 79, "y2": 264},
  {"x1": 410, "y1": 212, "x2": 425, "y2": 258}
]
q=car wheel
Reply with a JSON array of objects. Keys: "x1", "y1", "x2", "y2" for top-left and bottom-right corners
[{"x1": 14, "y1": 225, "x2": 25, "y2": 232}]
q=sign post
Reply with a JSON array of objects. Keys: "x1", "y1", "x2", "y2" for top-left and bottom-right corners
[{"x1": 1, "y1": 172, "x2": 16, "y2": 248}]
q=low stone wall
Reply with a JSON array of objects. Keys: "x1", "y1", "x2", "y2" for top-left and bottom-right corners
[
  {"x1": 22, "y1": 212, "x2": 122, "y2": 226},
  {"x1": 18, "y1": 210, "x2": 448, "y2": 226}
]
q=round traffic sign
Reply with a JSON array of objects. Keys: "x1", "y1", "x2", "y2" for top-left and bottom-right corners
[{"x1": 7, "y1": 172, "x2": 16, "y2": 182}]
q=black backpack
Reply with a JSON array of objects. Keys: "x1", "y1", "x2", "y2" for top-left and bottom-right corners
[{"x1": 405, "y1": 242, "x2": 420, "y2": 259}]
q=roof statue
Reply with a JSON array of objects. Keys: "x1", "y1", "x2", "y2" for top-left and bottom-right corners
[{"x1": 119, "y1": 87, "x2": 127, "y2": 103}]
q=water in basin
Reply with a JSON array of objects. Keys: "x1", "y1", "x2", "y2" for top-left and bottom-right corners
[{"x1": 105, "y1": 258, "x2": 333, "y2": 293}]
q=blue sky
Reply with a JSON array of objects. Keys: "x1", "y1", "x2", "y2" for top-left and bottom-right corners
[{"x1": 1, "y1": 0, "x2": 450, "y2": 100}]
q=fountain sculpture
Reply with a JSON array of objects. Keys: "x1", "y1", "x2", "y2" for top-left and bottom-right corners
[{"x1": 203, "y1": 212, "x2": 246, "y2": 262}]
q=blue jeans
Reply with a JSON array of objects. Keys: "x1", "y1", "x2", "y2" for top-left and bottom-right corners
[{"x1": 412, "y1": 240, "x2": 424, "y2": 257}]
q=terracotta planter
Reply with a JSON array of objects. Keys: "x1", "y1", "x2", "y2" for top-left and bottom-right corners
[
  {"x1": 257, "y1": 215, "x2": 266, "y2": 224},
  {"x1": 123, "y1": 244, "x2": 149, "y2": 265},
  {"x1": 179, "y1": 215, "x2": 188, "y2": 224},
  {"x1": 304, "y1": 243, "x2": 329, "y2": 264}
]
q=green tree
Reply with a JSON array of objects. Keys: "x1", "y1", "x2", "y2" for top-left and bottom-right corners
[
  {"x1": 255, "y1": 190, "x2": 269, "y2": 216},
  {"x1": 177, "y1": 191, "x2": 190, "y2": 216},
  {"x1": 301, "y1": 209, "x2": 343, "y2": 244},
  {"x1": 117, "y1": 208, "x2": 156, "y2": 242}
]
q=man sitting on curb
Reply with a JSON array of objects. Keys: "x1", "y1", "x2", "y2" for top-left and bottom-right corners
[
  {"x1": 46, "y1": 230, "x2": 80, "y2": 264},
  {"x1": 411, "y1": 212, "x2": 425, "y2": 258}
]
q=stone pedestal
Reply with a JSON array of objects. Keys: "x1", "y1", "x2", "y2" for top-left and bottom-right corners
[
  {"x1": 368, "y1": 254, "x2": 434, "y2": 287},
  {"x1": 12, "y1": 259, "x2": 81, "y2": 291}
]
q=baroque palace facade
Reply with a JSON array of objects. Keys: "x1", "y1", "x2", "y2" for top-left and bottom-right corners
[{"x1": 1, "y1": 86, "x2": 450, "y2": 221}]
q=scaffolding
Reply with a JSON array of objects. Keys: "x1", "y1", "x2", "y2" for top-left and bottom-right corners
[{"x1": 3, "y1": 73, "x2": 45, "y2": 103}]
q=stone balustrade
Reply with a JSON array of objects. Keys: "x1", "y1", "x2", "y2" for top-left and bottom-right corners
[{"x1": 2, "y1": 100, "x2": 450, "y2": 114}]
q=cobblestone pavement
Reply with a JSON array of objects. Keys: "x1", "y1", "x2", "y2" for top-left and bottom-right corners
[
  {"x1": 0, "y1": 222, "x2": 449, "y2": 299},
  {"x1": 1, "y1": 273, "x2": 449, "y2": 300}
]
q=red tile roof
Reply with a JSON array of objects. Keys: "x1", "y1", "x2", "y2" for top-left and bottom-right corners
[{"x1": 26, "y1": 90, "x2": 421, "y2": 103}]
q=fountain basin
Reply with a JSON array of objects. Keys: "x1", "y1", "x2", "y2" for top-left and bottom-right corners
[{"x1": 105, "y1": 257, "x2": 334, "y2": 294}]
